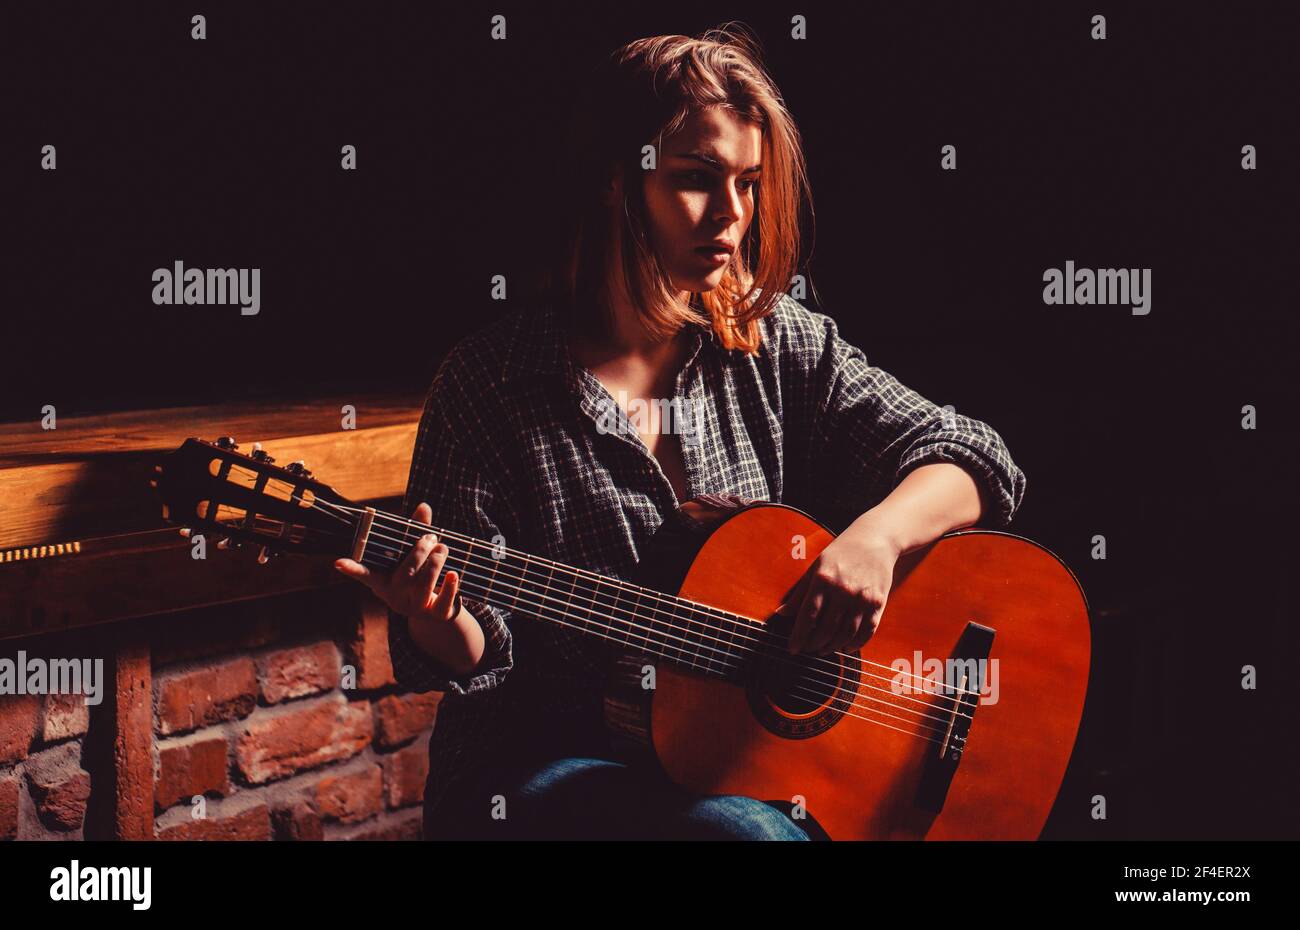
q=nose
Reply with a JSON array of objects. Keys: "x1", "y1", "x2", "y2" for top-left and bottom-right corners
[{"x1": 712, "y1": 185, "x2": 744, "y2": 229}]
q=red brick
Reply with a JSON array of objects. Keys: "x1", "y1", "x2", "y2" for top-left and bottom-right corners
[
  {"x1": 24, "y1": 743, "x2": 90, "y2": 831},
  {"x1": 381, "y1": 741, "x2": 429, "y2": 809},
  {"x1": 271, "y1": 798, "x2": 323, "y2": 841},
  {"x1": 0, "y1": 773, "x2": 19, "y2": 839},
  {"x1": 156, "y1": 733, "x2": 230, "y2": 811},
  {"x1": 334, "y1": 809, "x2": 423, "y2": 841},
  {"x1": 157, "y1": 797, "x2": 271, "y2": 841},
  {"x1": 315, "y1": 764, "x2": 383, "y2": 824},
  {"x1": 373, "y1": 692, "x2": 440, "y2": 749},
  {"x1": 233, "y1": 695, "x2": 372, "y2": 784},
  {"x1": 0, "y1": 695, "x2": 41, "y2": 765},
  {"x1": 347, "y1": 595, "x2": 396, "y2": 690},
  {"x1": 155, "y1": 657, "x2": 258, "y2": 736},
  {"x1": 258, "y1": 642, "x2": 340, "y2": 704},
  {"x1": 42, "y1": 692, "x2": 90, "y2": 743}
]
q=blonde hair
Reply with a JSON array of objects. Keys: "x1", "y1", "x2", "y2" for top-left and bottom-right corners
[{"x1": 542, "y1": 23, "x2": 816, "y2": 353}]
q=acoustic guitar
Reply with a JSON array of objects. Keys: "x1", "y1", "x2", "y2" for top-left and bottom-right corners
[{"x1": 153, "y1": 436, "x2": 1090, "y2": 840}]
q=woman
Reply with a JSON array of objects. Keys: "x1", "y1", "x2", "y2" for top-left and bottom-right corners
[{"x1": 336, "y1": 25, "x2": 1026, "y2": 840}]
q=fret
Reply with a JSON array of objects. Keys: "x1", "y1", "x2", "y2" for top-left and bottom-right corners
[
  {"x1": 670, "y1": 595, "x2": 702, "y2": 671},
  {"x1": 484, "y1": 537, "x2": 504, "y2": 606},
  {"x1": 561, "y1": 567, "x2": 580, "y2": 633},
  {"x1": 697, "y1": 601, "x2": 732, "y2": 674},
  {"x1": 456, "y1": 537, "x2": 476, "y2": 595},
  {"x1": 658, "y1": 596, "x2": 683, "y2": 667},
  {"x1": 714, "y1": 604, "x2": 744, "y2": 678},
  {"x1": 643, "y1": 585, "x2": 663, "y2": 662},
  {"x1": 687, "y1": 601, "x2": 733, "y2": 680},
  {"x1": 628, "y1": 587, "x2": 654, "y2": 656},
  {"x1": 676, "y1": 600, "x2": 707, "y2": 671},
  {"x1": 507, "y1": 549, "x2": 522, "y2": 612},
  {"x1": 643, "y1": 590, "x2": 669, "y2": 658},
  {"x1": 721, "y1": 604, "x2": 749, "y2": 675},
  {"x1": 571, "y1": 568, "x2": 600, "y2": 637},
  {"x1": 589, "y1": 577, "x2": 623, "y2": 648},
  {"x1": 696, "y1": 604, "x2": 727, "y2": 677},
  {"x1": 540, "y1": 561, "x2": 556, "y2": 625}
]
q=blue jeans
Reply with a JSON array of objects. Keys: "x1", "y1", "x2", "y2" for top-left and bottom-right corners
[{"x1": 426, "y1": 754, "x2": 826, "y2": 841}]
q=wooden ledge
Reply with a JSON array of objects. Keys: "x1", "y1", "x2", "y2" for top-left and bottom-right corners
[{"x1": 0, "y1": 394, "x2": 423, "y2": 640}]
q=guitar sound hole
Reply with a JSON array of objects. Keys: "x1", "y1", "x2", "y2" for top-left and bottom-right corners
[
  {"x1": 759, "y1": 654, "x2": 833, "y2": 716},
  {"x1": 744, "y1": 632, "x2": 862, "y2": 740}
]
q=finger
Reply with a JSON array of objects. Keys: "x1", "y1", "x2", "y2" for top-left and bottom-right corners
[
  {"x1": 804, "y1": 590, "x2": 848, "y2": 656},
  {"x1": 398, "y1": 533, "x2": 439, "y2": 579},
  {"x1": 827, "y1": 603, "x2": 866, "y2": 655},
  {"x1": 334, "y1": 558, "x2": 376, "y2": 590},
  {"x1": 429, "y1": 568, "x2": 461, "y2": 621},
  {"x1": 411, "y1": 501, "x2": 433, "y2": 523},
  {"x1": 848, "y1": 599, "x2": 886, "y2": 652},
  {"x1": 776, "y1": 572, "x2": 811, "y2": 618},
  {"x1": 788, "y1": 580, "x2": 825, "y2": 654},
  {"x1": 412, "y1": 541, "x2": 448, "y2": 610}
]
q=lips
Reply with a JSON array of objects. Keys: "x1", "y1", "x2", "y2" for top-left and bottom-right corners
[{"x1": 694, "y1": 244, "x2": 734, "y2": 262}]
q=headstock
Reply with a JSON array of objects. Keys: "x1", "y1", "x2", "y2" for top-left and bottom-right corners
[{"x1": 152, "y1": 437, "x2": 361, "y2": 561}]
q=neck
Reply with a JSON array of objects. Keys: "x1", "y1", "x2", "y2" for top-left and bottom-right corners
[{"x1": 349, "y1": 503, "x2": 755, "y2": 680}]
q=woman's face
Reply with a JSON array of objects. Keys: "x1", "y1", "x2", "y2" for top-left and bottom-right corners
[{"x1": 631, "y1": 107, "x2": 763, "y2": 295}]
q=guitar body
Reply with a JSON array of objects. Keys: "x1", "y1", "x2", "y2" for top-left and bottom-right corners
[{"x1": 606, "y1": 497, "x2": 1090, "y2": 841}]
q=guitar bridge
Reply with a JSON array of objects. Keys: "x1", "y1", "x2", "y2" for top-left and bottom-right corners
[{"x1": 914, "y1": 620, "x2": 995, "y2": 814}]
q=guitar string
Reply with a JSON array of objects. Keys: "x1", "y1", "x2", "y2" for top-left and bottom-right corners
[
  {"x1": 311, "y1": 499, "x2": 977, "y2": 727},
  {"x1": 320, "y1": 497, "x2": 980, "y2": 721},
  {"x1": 357, "y1": 517, "x2": 972, "y2": 728},
  {"x1": 348, "y1": 501, "x2": 977, "y2": 698},
  {"x1": 235, "y1": 506, "x2": 969, "y2": 741},
  {"x1": 350, "y1": 503, "x2": 980, "y2": 704},
  {"x1": 367, "y1": 553, "x2": 963, "y2": 738},
  {"x1": 347, "y1": 502, "x2": 973, "y2": 709},
  {"x1": 434, "y1": 569, "x2": 960, "y2": 743}
]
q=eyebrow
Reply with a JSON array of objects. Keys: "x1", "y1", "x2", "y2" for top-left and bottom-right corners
[{"x1": 673, "y1": 151, "x2": 762, "y2": 173}]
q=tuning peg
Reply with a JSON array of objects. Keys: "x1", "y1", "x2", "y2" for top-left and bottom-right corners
[
  {"x1": 250, "y1": 442, "x2": 276, "y2": 464},
  {"x1": 178, "y1": 527, "x2": 191, "y2": 538},
  {"x1": 285, "y1": 460, "x2": 313, "y2": 479},
  {"x1": 257, "y1": 546, "x2": 270, "y2": 564},
  {"x1": 215, "y1": 436, "x2": 239, "y2": 451}
]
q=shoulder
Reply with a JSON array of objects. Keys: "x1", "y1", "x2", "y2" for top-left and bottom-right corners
[
  {"x1": 420, "y1": 306, "x2": 537, "y2": 432},
  {"x1": 756, "y1": 291, "x2": 857, "y2": 370},
  {"x1": 434, "y1": 307, "x2": 531, "y2": 387}
]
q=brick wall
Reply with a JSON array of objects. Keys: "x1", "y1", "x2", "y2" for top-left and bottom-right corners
[{"x1": 0, "y1": 586, "x2": 439, "y2": 841}]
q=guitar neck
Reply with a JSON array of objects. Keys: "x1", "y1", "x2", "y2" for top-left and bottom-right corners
[{"x1": 352, "y1": 506, "x2": 751, "y2": 679}]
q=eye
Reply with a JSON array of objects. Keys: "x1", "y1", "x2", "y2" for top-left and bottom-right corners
[{"x1": 682, "y1": 171, "x2": 759, "y2": 192}]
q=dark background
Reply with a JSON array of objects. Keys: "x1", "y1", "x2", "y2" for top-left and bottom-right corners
[{"x1": 3, "y1": 1, "x2": 1295, "y2": 838}]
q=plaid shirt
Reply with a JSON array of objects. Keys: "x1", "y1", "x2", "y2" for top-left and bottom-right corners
[{"x1": 388, "y1": 292, "x2": 1026, "y2": 820}]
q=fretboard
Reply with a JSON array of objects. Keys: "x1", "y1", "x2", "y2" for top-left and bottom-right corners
[{"x1": 357, "y1": 510, "x2": 757, "y2": 679}]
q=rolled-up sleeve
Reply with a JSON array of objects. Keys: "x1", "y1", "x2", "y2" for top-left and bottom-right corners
[
  {"x1": 778, "y1": 296, "x2": 1026, "y2": 530},
  {"x1": 386, "y1": 376, "x2": 517, "y2": 696}
]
